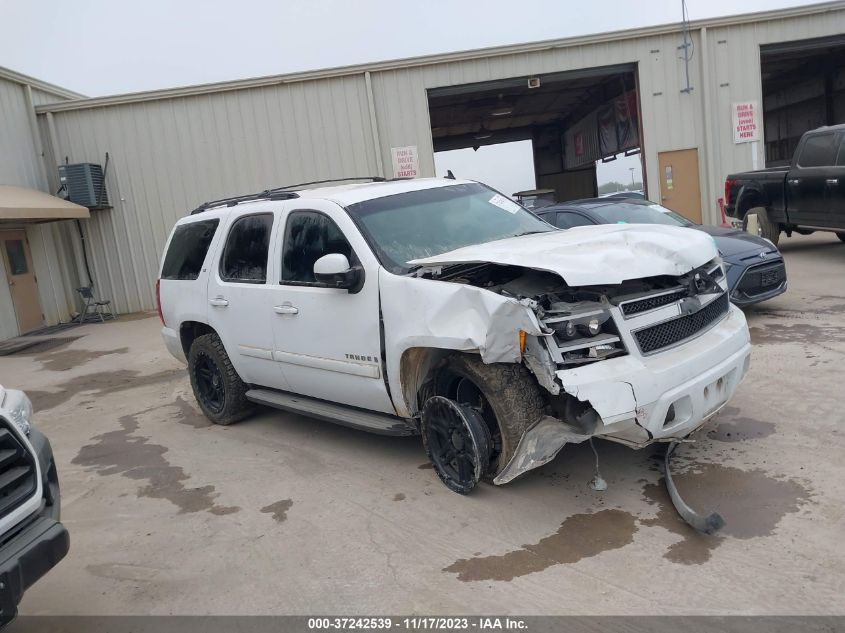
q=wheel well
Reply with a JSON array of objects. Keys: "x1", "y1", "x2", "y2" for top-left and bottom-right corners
[
  {"x1": 399, "y1": 347, "x2": 460, "y2": 416},
  {"x1": 179, "y1": 321, "x2": 216, "y2": 357},
  {"x1": 737, "y1": 190, "x2": 765, "y2": 218}
]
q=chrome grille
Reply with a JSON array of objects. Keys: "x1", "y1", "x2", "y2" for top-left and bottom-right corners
[
  {"x1": 634, "y1": 293, "x2": 730, "y2": 354},
  {"x1": 0, "y1": 424, "x2": 37, "y2": 516},
  {"x1": 621, "y1": 289, "x2": 688, "y2": 316}
]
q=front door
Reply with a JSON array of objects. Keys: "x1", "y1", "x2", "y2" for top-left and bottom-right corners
[
  {"x1": 269, "y1": 201, "x2": 395, "y2": 414},
  {"x1": 0, "y1": 230, "x2": 43, "y2": 333},
  {"x1": 658, "y1": 148, "x2": 702, "y2": 223}
]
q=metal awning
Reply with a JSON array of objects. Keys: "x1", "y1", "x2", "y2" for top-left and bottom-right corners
[{"x1": 0, "y1": 185, "x2": 89, "y2": 223}]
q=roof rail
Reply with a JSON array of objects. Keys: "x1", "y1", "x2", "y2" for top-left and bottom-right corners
[
  {"x1": 191, "y1": 190, "x2": 300, "y2": 215},
  {"x1": 190, "y1": 176, "x2": 387, "y2": 214},
  {"x1": 274, "y1": 176, "x2": 386, "y2": 190}
]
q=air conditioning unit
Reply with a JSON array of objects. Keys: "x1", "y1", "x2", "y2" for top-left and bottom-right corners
[{"x1": 58, "y1": 163, "x2": 109, "y2": 209}]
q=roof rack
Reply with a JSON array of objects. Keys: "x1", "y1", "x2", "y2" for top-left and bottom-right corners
[
  {"x1": 190, "y1": 176, "x2": 386, "y2": 214},
  {"x1": 273, "y1": 176, "x2": 386, "y2": 190},
  {"x1": 191, "y1": 190, "x2": 299, "y2": 214}
]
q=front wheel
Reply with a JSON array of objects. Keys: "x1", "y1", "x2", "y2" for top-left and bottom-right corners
[
  {"x1": 432, "y1": 354, "x2": 546, "y2": 480},
  {"x1": 188, "y1": 333, "x2": 254, "y2": 425}
]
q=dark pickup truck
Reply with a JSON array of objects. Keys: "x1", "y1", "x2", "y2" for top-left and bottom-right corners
[{"x1": 725, "y1": 124, "x2": 845, "y2": 245}]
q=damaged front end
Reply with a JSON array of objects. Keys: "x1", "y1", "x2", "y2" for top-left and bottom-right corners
[{"x1": 410, "y1": 256, "x2": 750, "y2": 489}]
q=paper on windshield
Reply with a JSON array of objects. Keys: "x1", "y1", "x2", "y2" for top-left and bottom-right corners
[{"x1": 489, "y1": 194, "x2": 521, "y2": 214}]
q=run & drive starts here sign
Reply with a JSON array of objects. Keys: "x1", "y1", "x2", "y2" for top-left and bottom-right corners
[
  {"x1": 391, "y1": 146, "x2": 419, "y2": 178},
  {"x1": 732, "y1": 101, "x2": 760, "y2": 144}
]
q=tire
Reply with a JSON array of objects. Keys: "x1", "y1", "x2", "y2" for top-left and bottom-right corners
[
  {"x1": 432, "y1": 354, "x2": 545, "y2": 479},
  {"x1": 187, "y1": 333, "x2": 254, "y2": 425},
  {"x1": 747, "y1": 206, "x2": 780, "y2": 246}
]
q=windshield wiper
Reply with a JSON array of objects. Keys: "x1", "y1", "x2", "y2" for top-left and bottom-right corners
[{"x1": 512, "y1": 230, "x2": 551, "y2": 238}]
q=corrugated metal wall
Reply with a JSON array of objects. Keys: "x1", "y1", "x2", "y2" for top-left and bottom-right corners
[
  {"x1": 33, "y1": 6, "x2": 845, "y2": 316},
  {"x1": 40, "y1": 76, "x2": 381, "y2": 313},
  {"x1": 0, "y1": 75, "x2": 80, "y2": 338}
]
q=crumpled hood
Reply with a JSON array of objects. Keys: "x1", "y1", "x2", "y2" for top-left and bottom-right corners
[{"x1": 409, "y1": 224, "x2": 718, "y2": 286}]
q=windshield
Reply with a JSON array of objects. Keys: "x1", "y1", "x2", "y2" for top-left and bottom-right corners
[
  {"x1": 592, "y1": 202, "x2": 694, "y2": 227},
  {"x1": 346, "y1": 183, "x2": 553, "y2": 273}
]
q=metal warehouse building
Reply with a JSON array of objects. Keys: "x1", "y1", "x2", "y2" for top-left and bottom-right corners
[{"x1": 1, "y1": 2, "x2": 844, "y2": 340}]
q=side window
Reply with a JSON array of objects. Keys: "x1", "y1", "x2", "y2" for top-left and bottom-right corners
[
  {"x1": 161, "y1": 219, "x2": 219, "y2": 280},
  {"x1": 797, "y1": 133, "x2": 837, "y2": 168},
  {"x1": 219, "y1": 214, "x2": 273, "y2": 283},
  {"x1": 836, "y1": 136, "x2": 845, "y2": 166},
  {"x1": 555, "y1": 212, "x2": 593, "y2": 229},
  {"x1": 281, "y1": 211, "x2": 353, "y2": 284}
]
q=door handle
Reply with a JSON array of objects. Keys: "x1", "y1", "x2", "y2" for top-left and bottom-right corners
[
  {"x1": 273, "y1": 304, "x2": 299, "y2": 315},
  {"x1": 209, "y1": 297, "x2": 229, "y2": 307},
  {"x1": 826, "y1": 178, "x2": 839, "y2": 186},
  {"x1": 788, "y1": 179, "x2": 800, "y2": 186}
]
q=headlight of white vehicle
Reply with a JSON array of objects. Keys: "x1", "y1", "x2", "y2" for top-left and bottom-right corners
[
  {"x1": 1, "y1": 389, "x2": 33, "y2": 436},
  {"x1": 541, "y1": 303, "x2": 626, "y2": 366}
]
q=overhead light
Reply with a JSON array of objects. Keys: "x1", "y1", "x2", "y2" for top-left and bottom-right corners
[{"x1": 490, "y1": 108, "x2": 513, "y2": 117}]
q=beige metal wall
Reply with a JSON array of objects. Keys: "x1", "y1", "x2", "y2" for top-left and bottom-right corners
[
  {"x1": 39, "y1": 75, "x2": 382, "y2": 313},
  {"x1": 31, "y1": 3, "x2": 845, "y2": 317},
  {"x1": 0, "y1": 73, "x2": 82, "y2": 339}
]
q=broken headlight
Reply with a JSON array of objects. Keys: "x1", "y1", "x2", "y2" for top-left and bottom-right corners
[
  {"x1": 542, "y1": 302, "x2": 627, "y2": 366},
  {"x1": 1, "y1": 388, "x2": 32, "y2": 436}
]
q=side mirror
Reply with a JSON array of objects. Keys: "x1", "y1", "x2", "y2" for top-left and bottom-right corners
[{"x1": 313, "y1": 253, "x2": 364, "y2": 292}]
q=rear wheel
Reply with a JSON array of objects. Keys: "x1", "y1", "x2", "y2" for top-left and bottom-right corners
[
  {"x1": 746, "y1": 206, "x2": 780, "y2": 245},
  {"x1": 188, "y1": 333, "x2": 254, "y2": 425},
  {"x1": 431, "y1": 354, "x2": 545, "y2": 480}
]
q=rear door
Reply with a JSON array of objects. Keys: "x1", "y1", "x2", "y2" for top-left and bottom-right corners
[
  {"x1": 830, "y1": 133, "x2": 845, "y2": 229},
  {"x1": 268, "y1": 200, "x2": 395, "y2": 414},
  {"x1": 787, "y1": 131, "x2": 840, "y2": 228},
  {"x1": 206, "y1": 210, "x2": 290, "y2": 390}
]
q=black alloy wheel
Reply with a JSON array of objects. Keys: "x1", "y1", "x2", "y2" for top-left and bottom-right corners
[
  {"x1": 421, "y1": 396, "x2": 492, "y2": 494},
  {"x1": 193, "y1": 350, "x2": 226, "y2": 414}
]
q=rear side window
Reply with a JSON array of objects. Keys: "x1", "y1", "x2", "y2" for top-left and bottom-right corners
[
  {"x1": 797, "y1": 133, "x2": 837, "y2": 168},
  {"x1": 219, "y1": 214, "x2": 273, "y2": 283},
  {"x1": 281, "y1": 211, "x2": 353, "y2": 284},
  {"x1": 555, "y1": 212, "x2": 594, "y2": 229},
  {"x1": 161, "y1": 219, "x2": 219, "y2": 280}
]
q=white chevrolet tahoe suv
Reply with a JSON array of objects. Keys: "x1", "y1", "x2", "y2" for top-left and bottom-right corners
[{"x1": 158, "y1": 178, "x2": 751, "y2": 494}]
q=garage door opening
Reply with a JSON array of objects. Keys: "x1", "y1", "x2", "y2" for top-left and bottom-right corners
[
  {"x1": 761, "y1": 35, "x2": 845, "y2": 167},
  {"x1": 427, "y1": 64, "x2": 644, "y2": 204},
  {"x1": 433, "y1": 140, "x2": 536, "y2": 199}
]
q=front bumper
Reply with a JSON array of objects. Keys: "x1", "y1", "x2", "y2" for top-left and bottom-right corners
[
  {"x1": 0, "y1": 517, "x2": 69, "y2": 621},
  {"x1": 727, "y1": 258, "x2": 787, "y2": 306},
  {"x1": 555, "y1": 304, "x2": 751, "y2": 447},
  {"x1": 0, "y1": 428, "x2": 67, "y2": 623}
]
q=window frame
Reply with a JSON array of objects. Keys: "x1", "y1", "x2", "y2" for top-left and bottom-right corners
[
  {"x1": 160, "y1": 218, "x2": 220, "y2": 281},
  {"x1": 796, "y1": 132, "x2": 838, "y2": 169},
  {"x1": 278, "y1": 208, "x2": 360, "y2": 288},
  {"x1": 218, "y1": 212, "x2": 275, "y2": 285},
  {"x1": 835, "y1": 134, "x2": 845, "y2": 167}
]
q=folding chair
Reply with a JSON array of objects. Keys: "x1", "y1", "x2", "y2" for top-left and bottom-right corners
[{"x1": 75, "y1": 286, "x2": 115, "y2": 323}]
